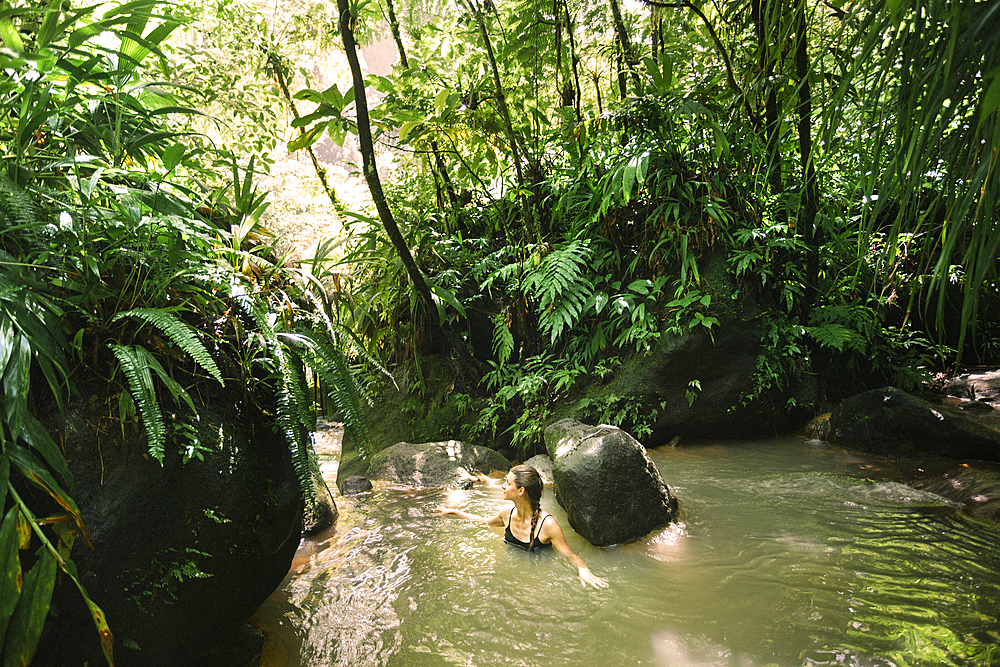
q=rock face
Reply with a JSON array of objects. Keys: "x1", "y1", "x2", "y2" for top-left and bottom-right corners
[
  {"x1": 35, "y1": 386, "x2": 302, "y2": 667},
  {"x1": 366, "y1": 440, "x2": 510, "y2": 488},
  {"x1": 828, "y1": 387, "x2": 1000, "y2": 462},
  {"x1": 597, "y1": 325, "x2": 810, "y2": 445},
  {"x1": 544, "y1": 419, "x2": 677, "y2": 546}
]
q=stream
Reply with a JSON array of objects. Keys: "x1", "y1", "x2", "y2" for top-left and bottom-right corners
[{"x1": 250, "y1": 438, "x2": 1000, "y2": 666}]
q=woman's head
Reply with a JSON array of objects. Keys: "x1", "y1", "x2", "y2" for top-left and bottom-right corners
[{"x1": 505, "y1": 465, "x2": 543, "y2": 509}]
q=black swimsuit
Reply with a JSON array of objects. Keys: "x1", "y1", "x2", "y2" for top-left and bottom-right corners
[{"x1": 504, "y1": 508, "x2": 551, "y2": 551}]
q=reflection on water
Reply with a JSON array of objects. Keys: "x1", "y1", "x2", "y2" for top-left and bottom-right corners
[{"x1": 252, "y1": 439, "x2": 1000, "y2": 667}]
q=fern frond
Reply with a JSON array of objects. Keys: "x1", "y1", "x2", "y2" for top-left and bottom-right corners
[
  {"x1": 0, "y1": 172, "x2": 40, "y2": 233},
  {"x1": 113, "y1": 308, "x2": 225, "y2": 385},
  {"x1": 273, "y1": 344, "x2": 316, "y2": 506},
  {"x1": 233, "y1": 288, "x2": 316, "y2": 504},
  {"x1": 308, "y1": 332, "x2": 371, "y2": 457},
  {"x1": 110, "y1": 343, "x2": 166, "y2": 462},
  {"x1": 525, "y1": 240, "x2": 594, "y2": 345},
  {"x1": 492, "y1": 311, "x2": 514, "y2": 367}
]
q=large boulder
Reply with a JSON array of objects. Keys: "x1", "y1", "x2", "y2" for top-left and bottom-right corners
[
  {"x1": 828, "y1": 387, "x2": 1000, "y2": 462},
  {"x1": 34, "y1": 385, "x2": 302, "y2": 667},
  {"x1": 544, "y1": 419, "x2": 678, "y2": 546},
  {"x1": 366, "y1": 440, "x2": 510, "y2": 488}
]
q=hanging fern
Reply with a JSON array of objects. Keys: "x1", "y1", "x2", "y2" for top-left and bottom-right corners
[
  {"x1": 110, "y1": 344, "x2": 167, "y2": 462},
  {"x1": 232, "y1": 288, "x2": 316, "y2": 505},
  {"x1": 112, "y1": 308, "x2": 225, "y2": 385},
  {"x1": 0, "y1": 172, "x2": 39, "y2": 233},
  {"x1": 523, "y1": 239, "x2": 594, "y2": 345}
]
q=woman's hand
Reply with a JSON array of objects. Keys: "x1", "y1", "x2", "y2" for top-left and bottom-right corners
[
  {"x1": 435, "y1": 506, "x2": 459, "y2": 516},
  {"x1": 578, "y1": 567, "x2": 609, "y2": 589}
]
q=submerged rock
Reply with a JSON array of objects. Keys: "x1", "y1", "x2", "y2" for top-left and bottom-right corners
[
  {"x1": 544, "y1": 419, "x2": 678, "y2": 547},
  {"x1": 366, "y1": 440, "x2": 510, "y2": 488},
  {"x1": 341, "y1": 475, "x2": 374, "y2": 495},
  {"x1": 829, "y1": 386, "x2": 1000, "y2": 462}
]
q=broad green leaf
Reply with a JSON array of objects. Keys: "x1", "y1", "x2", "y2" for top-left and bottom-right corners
[
  {"x1": 8, "y1": 444, "x2": 88, "y2": 545},
  {"x1": 20, "y1": 412, "x2": 76, "y2": 497},
  {"x1": 430, "y1": 283, "x2": 467, "y2": 320},
  {"x1": 0, "y1": 16, "x2": 24, "y2": 51},
  {"x1": 288, "y1": 125, "x2": 326, "y2": 152},
  {"x1": 434, "y1": 89, "x2": 451, "y2": 116},
  {"x1": 3, "y1": 547, "x2": 57, "y2": 667},
  {"x1": 160, "y1": 141, "x2": 186, "y2": 172},
  {"x1": 399, "y1": 120, "x2": 422, "y2": 142},
  {"x1": 0, "y1": 506, "x2": 22, "y2": 642}
]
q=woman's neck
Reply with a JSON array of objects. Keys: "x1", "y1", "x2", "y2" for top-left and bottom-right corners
[{"x1": 513, "y1": 496, "x2": 534, "y2": 520}]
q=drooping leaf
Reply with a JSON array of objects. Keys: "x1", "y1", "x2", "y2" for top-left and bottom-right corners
[
  {"x1": 3, "y1": 547, "x2": 57, "y2": 667},
  {"x1": 0, "y1": 506, "x2": 23, "y2": 643}
]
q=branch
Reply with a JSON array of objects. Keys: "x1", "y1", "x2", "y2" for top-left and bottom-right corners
[{"x1": 643, "y1": 0, "x2": 761, "y2": 128}]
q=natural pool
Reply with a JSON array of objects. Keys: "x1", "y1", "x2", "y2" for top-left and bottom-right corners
[{"x1": 251, "y1": 438, "x2": 1000, "y2": 666}]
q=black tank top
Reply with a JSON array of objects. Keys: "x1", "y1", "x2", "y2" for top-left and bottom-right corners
[{"x1": 504, "y1": 507, "x2": 551, "y2": 551}]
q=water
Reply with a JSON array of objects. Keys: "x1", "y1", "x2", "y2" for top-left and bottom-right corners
[{"x1": 251, "y1": 438, "x2": 1000, "y2": 667}]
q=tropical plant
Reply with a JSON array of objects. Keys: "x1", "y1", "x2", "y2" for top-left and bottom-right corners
[{"x1": 0, "y1": 1, "x2": 371, "y2": 663}]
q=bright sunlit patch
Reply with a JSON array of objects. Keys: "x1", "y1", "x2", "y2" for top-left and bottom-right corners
[
  {"x1": 441, "y1": 488, "x2": 469, "y2": 509},
  {"x1": 647, "y1": 522, "x2": 687, "y2": 562}
]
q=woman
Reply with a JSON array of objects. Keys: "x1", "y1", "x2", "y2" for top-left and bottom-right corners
[{"x1": 437, "y1": 464, "x2": 608, "y2": 589}]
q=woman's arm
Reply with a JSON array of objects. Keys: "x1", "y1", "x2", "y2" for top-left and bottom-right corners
[
  {"x1": 436, "y1": 506, "x2": 506, "y2": 527},
  {"x1": 540, "y1": 516, "x2": 609, "y2": 589}
]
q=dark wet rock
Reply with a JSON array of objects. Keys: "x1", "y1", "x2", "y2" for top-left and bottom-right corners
[
  {"x1": 544, "y1": 419, "x2": 678, "y2": 546},
  {"x1": 523, "y1": 454, "x2": 553, "y2": 485},
  {"x1": 366, "y1": 440, "x2": 510, "y2": 488},
  {"x1": 303, "y1": 461, "x2": 338, "y2": 536},
  {"x1": 34, "y1": 387, "x2": 301, "y2": 667},
  {"x1": 591, "y1": 324, "x2": 811, "y2": 445},
  {"x1": 829, "y1": 387, "x2": 1000, "y2": 462},
  {"x1": 341, "y1": 475, "x2": 374, "y2": 495}
]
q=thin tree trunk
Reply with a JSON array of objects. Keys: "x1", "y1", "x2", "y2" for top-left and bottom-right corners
[
  {"x1": 385, "y1": 0, "x2": 408, "y2": 68},
  {"x1": 336, "y1": 0, "x2": 476, "y2": 371},
  {"x1": 795, "y1": 0, "x2": 818, "y2": 307},
  {"x1": 268, "y1": 52, "x2": 344, "y2": 211},
  {"x1": 464, "y1": 0, "x2": 533, "y2": 241},
  {"x1": 752, "y1": 0, "x2": 783, "y2": 194},
  {"x1": 384, "y1": 0, "x2": 458, "y2": 212},
  {"x1": 564, "y1": 0, "x2": 583, "y2": 123},
  {"x1": 609, "y1": 0, "x2": 641, "y2": 94}
]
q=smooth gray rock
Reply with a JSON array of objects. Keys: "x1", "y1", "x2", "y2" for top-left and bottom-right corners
[
  {"x1": 523, "y1": 454, "x2": 553, "y2": 484},
  {"x1": 367, "y1": 440, "x2": 510, "y2": 488},
  {"x1": 545, "y1": 419, "x2": 677, "y2": 546}
]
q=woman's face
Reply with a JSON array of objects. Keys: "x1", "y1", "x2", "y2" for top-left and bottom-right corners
[{"x1": 502, "y1": 472, "x2": 520, "y2": 501}]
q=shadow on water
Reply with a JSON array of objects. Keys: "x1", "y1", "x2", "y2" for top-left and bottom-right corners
[{"x1": 251, "y1": 438, "x2": 1000, "y2": 667}]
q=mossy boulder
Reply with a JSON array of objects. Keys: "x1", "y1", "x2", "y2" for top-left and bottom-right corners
[
  {"x1": 544, "y1": 419, "x2": 678, "y2": 546},
  {"x1": 34, "y1": 385, "x2": 302, "y2": 667}
]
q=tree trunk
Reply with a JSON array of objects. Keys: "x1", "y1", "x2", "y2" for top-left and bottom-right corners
[
  {"x1": 609, "y1": 0, "x2": 640, "y2": 94},
  {"x1": 385, "y1": 0, "x2": 409, "y2": 69},
  {"x1": 795, "y1": 0, "x2": 818, "y2": 307},
  {"x1": 268, "y1": 52, "x2": 344, "y2": 211},
  {"x1": 336, "y1": 0, "x2": 476, "y2": 372},
  {"x1": 464, "y1": 0, "x2": 533, "y2": 241}
]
